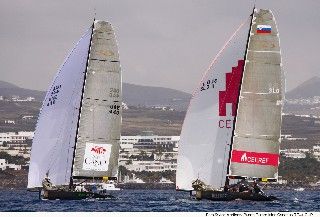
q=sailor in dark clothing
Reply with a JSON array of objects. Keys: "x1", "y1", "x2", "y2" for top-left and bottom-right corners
[
  {"x1": 238, "y1": 179, "x2": 250, "y2": 192},
  {"x1": 224, "y1": 184, "x2": 230, "y2": 192},
  {"x1": 42, "y1": 177, "x2": 53, "y2": 190},
  {"x1": 253, "y1": 181, "x2": 263, "y2": 194}
]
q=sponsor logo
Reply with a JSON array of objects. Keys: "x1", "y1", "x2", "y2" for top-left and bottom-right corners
[
  {"x1": 91, "y1": 146, "x2": 106, "y2": 154},
  {"x1": 82, "y1": 143, "x2": 112, "y2": 171},
  {"x1": 218, "y1": 60, "x2": 244, "y2": 117},
  {"x1": 231, "y1": 150, "x2": 279, "y2": 167},
  {"x1": 84, "y1": 156, "x2": 108, "y2": 166},
  {"x1": 218, "y1": 60, "x2": 244, "y2": 129},
  {"x1": 240, "y1": 153, "x2": 247, "y2": 162}
]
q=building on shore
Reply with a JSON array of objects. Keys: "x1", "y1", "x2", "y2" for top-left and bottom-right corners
[
  {"x1": 0, "y1": 159, "x2": 22, "y2": 171},
  {"x1": 313, "y1": 145, "x2": 320, "y2": 161},
  {"x1": 121, "y1": 160, "x2": 177, "y2": 172},
  {"x1": 119, "y1": 131, "x2": 180, "y2": 174},
  {"x1": 0, "y1": 146, "x2": 31, "y2": 158},
  {"x1": 0, "y1": 131, "x2": 34, "y2": 145},
  {"x1": 0, "y1": 159, "x2": 6, "y2": 170}
]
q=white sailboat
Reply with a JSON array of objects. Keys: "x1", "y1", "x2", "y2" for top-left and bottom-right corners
[
  {"x1": 27, "y1": 20, "x2": 122, "y2": 200},
  {"x1": 176, "y1": 8, "x2": 284, "y2": 201}
]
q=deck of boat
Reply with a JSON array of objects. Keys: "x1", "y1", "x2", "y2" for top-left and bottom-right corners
[
  {"x1": 195, "y1": 190, "x2": 277, "y2": 201},
  {"x1": 42, "y1": 189, "x2": 115, "y2": 200}
]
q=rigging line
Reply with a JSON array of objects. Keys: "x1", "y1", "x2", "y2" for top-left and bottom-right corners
[
  {"x1": 47, "y1": 106, "x2": 70, "y2": 172},
  {"x1": 30, "y1": 29, "x2": 93, "y2": 178},
  {"x1": 65, "y1": 75, "x2": 84, "y2": 182},
  {"x1": 197, "y1": 61, "x2": 240, "y2": 183},
  {"x1": 191, "y1": 16, "x2": 251, "y2": 99},
  {"x1": 179, "y1": 16, "x2": 252, "y2": 152},
  {"x1": 69, "y1": 23, "x2": 94, "y2": 188},
  {"x1": 192, "y1": 19, "x2": 252, "y2": 185},
  {"x1": 178, "y1": 18, "x2": 252, "y2": 179},
  {"x1": 226, "y1": 6, "x2": 256, "y2": 180}
]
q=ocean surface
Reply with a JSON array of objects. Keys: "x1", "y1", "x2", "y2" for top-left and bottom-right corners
[{"x1": 0, "y1": 189, "x2": 319, "y2": 212}]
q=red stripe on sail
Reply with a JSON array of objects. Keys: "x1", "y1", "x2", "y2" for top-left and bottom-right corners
[
  {"x1": 231, "y1": 150, "x2": 279, "y2": 167},
  {"x1": 219, "y1": 60, "x2": 244, "y2": 117},
  {"x1": 256, "y1": 30, "x2": 271, "y2": 34}
]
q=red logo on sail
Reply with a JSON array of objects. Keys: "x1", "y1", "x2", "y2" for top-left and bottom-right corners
[
  {"x1": 91, "y1": 146, "x2": 107, "y2": 154},
  {"x1": 231, "y1": 150, "x2": 279, "y2": 167},
  {"x1": 219, "y1": 60, "x2": 244, "y2": 117}
]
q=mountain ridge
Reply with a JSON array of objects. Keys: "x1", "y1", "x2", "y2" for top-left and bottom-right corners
[
  {"x1": 286, "y1": 76, "x2": 320, "y2": 99},
  {"x1": 0, "y1": 80, "x2": 191, "y2": 111},
  {"x1": 2, "y1": 75, "x2": 319, "y2": 111}
]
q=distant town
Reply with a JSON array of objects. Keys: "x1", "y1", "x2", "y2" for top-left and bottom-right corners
[
  {"x1": 1, "y1": 126, "x2": 320, "y2": 188},
  {"x1": 1, "y1": 76, "x2": 320, "y2": 189}
]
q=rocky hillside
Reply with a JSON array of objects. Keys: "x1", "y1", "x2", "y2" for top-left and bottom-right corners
[{"x1": 0, "y1": 81, "x2": 191, "y2": 111}]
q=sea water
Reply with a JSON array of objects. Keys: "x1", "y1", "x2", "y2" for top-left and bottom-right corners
[{"x1": 0, "y1": 189, "x2": 319, "y2": 212}]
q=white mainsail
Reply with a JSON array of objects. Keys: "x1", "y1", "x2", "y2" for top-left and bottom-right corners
[
  {"x1": 176, "y1": 16, "x2": 252, "y2": 190},
  {"x1": 28, "y1": 27, "x2": 92, "y2": 188},
  {"x1": 72, "y1": 21, "x2": 122, "y2": 179},
  {"x1": 229, "y1": 9, "x2": 283, "y2": 180},
  {"x1": 28, "y1": 20, "x2": 122, "y2": 189}
]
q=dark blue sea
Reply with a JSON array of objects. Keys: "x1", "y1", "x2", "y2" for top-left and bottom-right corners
[{"x1": 0, "y1": 189, "x2": 319, "y2": 212}]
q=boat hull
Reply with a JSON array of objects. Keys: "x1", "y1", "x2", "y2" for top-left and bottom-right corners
[
  {"x1": 42, "y1": 189, "x2": 115, "y2": 200},
  {"x1": 195, "y1": 190, "x2": 277, "y2": 201}
]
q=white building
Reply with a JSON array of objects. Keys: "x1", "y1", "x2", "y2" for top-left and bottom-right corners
[
  {"x1": 123, "y1": 160, "x2": 177, "y2": 172},
  {"x1": 120, "y1": 132, "x2": 179, "y2": 149},
  {"x1": 0, "y1": 159, "x2": 22, "y2": 171},
  {"x1": 312, "y1": 145, "x2": 320, "y2": 161},
  {"x1": 121, "y1": 174, "x2": 145, "y2": 183},
  {"x1": 7, "y1": 163, "x2": 21, "y2": 170},
  {"x1": 22, "y1": 115, "x2": 34, "y2": 120},
  {"x1": 122, "y1": 102, "x2": 129, "y2": 110},
  {"x1": 282, "y1": 152, "x2": 306, "y2": 159},
  {"x1": 0, "y1": 131, "x2": 34, "y2": 145},
  {"x1": 0, "y1": 146, "x2": 31, "y2": 158},
  {"x1": 159, "y1": 177, "x2": 174, "y2": 184},
  {"x1": 274, "y1": 176, "x2": 288, "y2": 185},
  {"x1": 12, "y1": 96, "x2": 35, "y2": 102},
  {"x1": 25, "y1": 97, "x2": 35, "y2": 102},
  {"x1": 0, "y1": 159, "x2": 6, "y2": 170},
  {"x1": 4, "y1": 120, "x2": 15, "y2": 124}
]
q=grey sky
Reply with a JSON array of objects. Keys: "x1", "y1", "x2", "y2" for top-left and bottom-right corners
[{"x1": 1, "y1": 0, "x2": 319, "y2": 93}]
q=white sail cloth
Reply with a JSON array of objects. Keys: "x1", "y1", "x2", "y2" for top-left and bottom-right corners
[
  {"x1": 27, "y1": 27, "x2": 92, "y2": 188},
  {"x1": 229, "y1": 9, "x2": 283, "y2": 179},
  {"x1": 72, "y1": 21, "x2": 122, "y2": 178},
  {"x1": 176, "y1": 17, "x2": 251, "y2": 190}
]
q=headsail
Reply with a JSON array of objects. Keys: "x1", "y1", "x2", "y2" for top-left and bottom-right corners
[
  {"x1": 176, "y1": 16, "x2": 252, "y2": 190},
  {"x1": 229, "y1": 9, "x2": 283, "y2": 180},
  {"x1": 27, "y1": 27, "x2": 92, "y2": 188},
  {"x1": 72, "y1": 20, "x2": 122, "y2": 179}
]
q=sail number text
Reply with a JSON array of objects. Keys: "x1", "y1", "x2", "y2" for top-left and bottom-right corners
[
  {"x1": 269, "y1": 87, "x2": 279, "y2": 94},
  {"x1": 47, "y1": 84, "x2": 62, "y2": 106},
  {"x1": 200, "y1": 79, "x2": 218, "y2": 91},
  {"x1": 219, "y1": 119, "x2": 233, "y2": 128},
  {"x1": 109, "y1": 104, "x2": 120, "y2": 115},
  {"x1": 109, "y1": 88, "x2": 120, "y2": 98}
]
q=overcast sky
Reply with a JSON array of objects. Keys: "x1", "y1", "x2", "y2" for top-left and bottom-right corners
[{"x1": 1, "y1": 0, "x2": 319, "y2": 93}]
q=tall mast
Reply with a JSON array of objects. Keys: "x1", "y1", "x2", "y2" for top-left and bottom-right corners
[
  {"x1": 69, "y1": 21, "x2": 94, "y2": 189},
  {"x1": 225, "y1": 6, "x2": 255, "y2": 185}
]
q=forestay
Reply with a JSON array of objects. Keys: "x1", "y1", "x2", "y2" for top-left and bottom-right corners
[
  {"x1": 229, "y1": 9, "x2": 283, "y2": 179},
  {"x1": 27, "y1": 27, "x2": 92, "y2": 188},
  {"x1": 72, "y1": 21, "x2": 122, "y2": 178},
  {"x1": 176, "y1": 17, "x2": 252, "y2": 190}
]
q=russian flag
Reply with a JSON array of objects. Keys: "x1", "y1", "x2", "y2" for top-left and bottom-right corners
[{"x1": 256, "y1": 25, "x2": 272, "y2": 34}]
